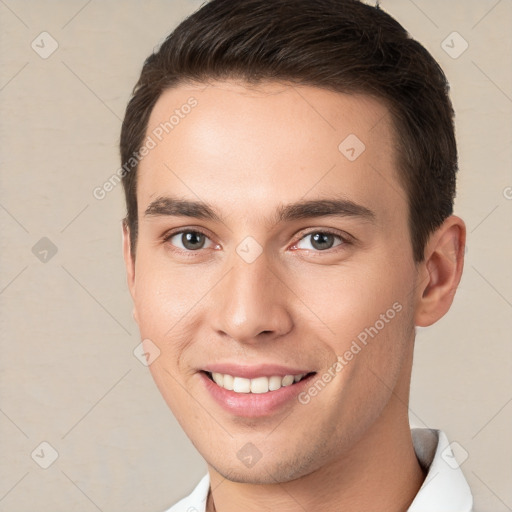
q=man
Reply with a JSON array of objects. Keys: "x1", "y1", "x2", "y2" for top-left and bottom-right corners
[{"x1": 120, "y1": 0, "x2": 473, "y2": 510}]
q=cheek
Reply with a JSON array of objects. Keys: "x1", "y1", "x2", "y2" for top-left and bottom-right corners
[
  {"x1": 133, "y1": 255, "x2": 200, "y2": 339},
  {"x1": 301, "y1": 263, "x2": 409, "y2": 339},
  {"x1": 132, "y1": 255, "x2": 219, "y2": 390},
  {"x1": 300, "y1": 261, "x2": 415, "y2": 400},
  {"x1": 133, "y1": 265, "x2": 201, "y2": 414}
]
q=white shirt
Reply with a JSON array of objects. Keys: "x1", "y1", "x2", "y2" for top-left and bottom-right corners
[{"x1": 165, "y1": 428, "x2": 473, "y2": 512}]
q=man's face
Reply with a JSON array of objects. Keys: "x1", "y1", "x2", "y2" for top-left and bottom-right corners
[{"x1": 125, "y1": 81, "x2": 421, "y2": 483}]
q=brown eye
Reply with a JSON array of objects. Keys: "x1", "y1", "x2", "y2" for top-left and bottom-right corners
[{"x1": 166, "y1": 230, "x2": 213, "y2": 251}]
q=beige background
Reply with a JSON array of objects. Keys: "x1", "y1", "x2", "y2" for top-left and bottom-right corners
[{"x1": 0, "y1": 1, "x2": 510, "y2": 510}]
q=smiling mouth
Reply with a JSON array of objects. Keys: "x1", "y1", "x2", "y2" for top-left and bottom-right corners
[{"x1": 203, "y1": 370, "x2": 316, "y2": 394}]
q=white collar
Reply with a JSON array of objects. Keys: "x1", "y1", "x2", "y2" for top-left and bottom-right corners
[
  {"x1": 407, "y1": 428, "x2": 473, "y2": 511},
  {"x1": 166, "y1": 428, "x2": 473, "y2": 511}
]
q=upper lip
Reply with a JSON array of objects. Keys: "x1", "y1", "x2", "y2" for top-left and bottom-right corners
[{"x1": 202, "y1": 363, "x2": 315, "y2": 379}]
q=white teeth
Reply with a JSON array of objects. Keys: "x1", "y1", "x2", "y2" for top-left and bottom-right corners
[
  {"x1": 250, "y1": 376, "x2": 269, "y2": 394},
  {"x1": 208, "y1": 372, "x2": 308, "y2": 393},
  {"x1": 282, "y1": 374, "x2": 295, "y2": 386},
  {"x1": 212, "y1": 372, "x2": 224, "y2": 386},
  {"x1": 233, "y1": 377, "x2": 251, "y2": 393},
  {"x1": 223, "y1": 374, "x2": 234, "y2": 390},
  {"x1": 268, "y1": 375, "x2": 283, "y2": 391}
]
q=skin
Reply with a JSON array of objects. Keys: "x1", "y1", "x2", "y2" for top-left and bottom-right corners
[{"x1": 122, "y1": 81, "x2": 466, "y2": 512}]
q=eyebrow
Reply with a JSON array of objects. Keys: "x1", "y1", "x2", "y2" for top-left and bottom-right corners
[{"x1": 144, "y1": 195, "x2": 376, "y2": 225}]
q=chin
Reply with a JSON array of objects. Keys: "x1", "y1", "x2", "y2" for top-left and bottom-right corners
[{"x1": 208, "y1": 451, "x2": 320, "y2": 485}]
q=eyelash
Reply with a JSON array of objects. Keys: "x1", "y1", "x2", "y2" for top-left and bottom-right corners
[{"x1": 161, "y1": 227, "x2": 353, "y2": 256}]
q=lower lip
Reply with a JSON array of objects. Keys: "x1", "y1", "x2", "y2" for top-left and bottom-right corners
[{"x1": 199, "y1": 372, "x2": 316, "y2": 418}]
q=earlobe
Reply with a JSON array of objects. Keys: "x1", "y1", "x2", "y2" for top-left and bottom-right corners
[{"x1": 415, "y1": 215, "x2": 466, "y2": 327}]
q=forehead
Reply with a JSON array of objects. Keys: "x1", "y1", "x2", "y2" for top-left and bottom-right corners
[{"x1": 138, "y1": 81, "x2": 405, "y2": 225}]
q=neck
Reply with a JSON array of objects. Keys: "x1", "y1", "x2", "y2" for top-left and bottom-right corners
[{"x1": 207, "y1": 348, "x2": 426, "y2": 512}]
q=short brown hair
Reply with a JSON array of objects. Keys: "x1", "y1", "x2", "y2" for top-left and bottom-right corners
[{"x1": 120, "y1": 0, "x2": 457, "y2": 262}]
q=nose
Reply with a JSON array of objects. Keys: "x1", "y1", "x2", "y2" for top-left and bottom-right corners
[{"x1": 209, "y1": 248, "x2": 294, "y2": 345}]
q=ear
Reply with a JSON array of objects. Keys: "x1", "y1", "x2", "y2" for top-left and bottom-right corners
[
  {"x1": 414, "y1": 215, "x2": 466, "y2": 327},
  {"x1": 122, "y1": 219, "x2": 138, "y2": 323}
]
